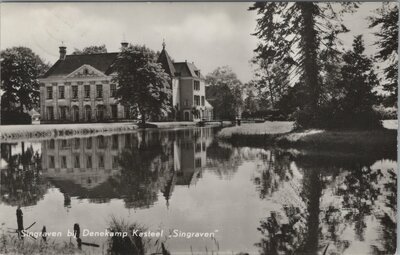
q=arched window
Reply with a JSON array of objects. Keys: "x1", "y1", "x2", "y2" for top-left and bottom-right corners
[
  {"x1": 72, "y1": 106, "x2": 80, "y2": 122},
  {"x1": 84, "y1": 105, "x2": 91, "y2": 122},
  {"x1": 97, "y1": 105, "x2": 106, "y2": 121}
]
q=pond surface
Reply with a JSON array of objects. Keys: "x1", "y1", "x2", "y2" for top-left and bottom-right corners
[{"x1": 0, "y1": 127, "x2": 396, "y2": 254}]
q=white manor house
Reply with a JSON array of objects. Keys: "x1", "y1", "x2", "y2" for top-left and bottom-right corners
[{"x1": 39, "y1": 42, "x2": 213, "y2": 123}]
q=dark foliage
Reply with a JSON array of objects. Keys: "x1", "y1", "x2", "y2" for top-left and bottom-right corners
[
  {"x1": 369, "y1": 3, "x2": 398, "y2": 106},
  {"x1": 206, "y1": 84, "x2": 237, "y2": 120},
  {"x1": 72, "y1": 45, "x2": 108, "y2": 55},
  {"x1": 249, "y1": 2, "x2": 360, "y2": 128},
  {"x1": 0, "y1": 111, "x2": 32, "y2": 125},
  {"x1": 1, "y1": 47, "x2": 49, "y2": 114},
  {"x1": 318, "y1": 36, "x2": 381, "y2": 129},
  {"x1": 205, "y1": 66, "x2": 243, "y2": 120},
  {"x1": 112, "y1": 44, "x2": 171, "y2": 124}
]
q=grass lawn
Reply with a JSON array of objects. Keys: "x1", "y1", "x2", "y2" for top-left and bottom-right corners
[
  {"x1": 218, "y1": 121, "x2": 294, "y2": 138},
  {"x1": 218, "y1": 120, "x2": 397, "y2": 152}
]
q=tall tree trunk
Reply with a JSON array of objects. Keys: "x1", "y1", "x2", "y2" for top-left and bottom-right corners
[
  {"x1": 140, "y1": 110, "x2": 146, "y2": 125},
  {"x1": 299, "y1": 3, "x2": 320, "y2": 114},
  {"x1": 268, "y1": 82, "x2": 275, "y2": 108}
]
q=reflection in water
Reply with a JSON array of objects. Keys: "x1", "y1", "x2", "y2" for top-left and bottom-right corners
[
  {"x1": 0, "y1": 128, "x2": 396, "y2": 254},
  {"x1": 36, "y1": 128, "x2": 213, "y2": 208},
  {"x1": 253, "y1": 150, "x2": 397, "y2": 255}
]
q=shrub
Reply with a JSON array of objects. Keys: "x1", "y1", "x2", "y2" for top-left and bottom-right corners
[{"x1": 1, "y1": 111, "x2": 32, "y2": 125}]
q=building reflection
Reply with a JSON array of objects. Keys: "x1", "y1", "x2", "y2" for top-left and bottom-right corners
[{"x1": 38, "y1": 128, "x2": 213, "y2": 208}]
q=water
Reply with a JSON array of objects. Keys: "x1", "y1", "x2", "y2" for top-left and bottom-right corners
[{"x1": 0, "y1": 127, "x2": 396, "y2": 254}]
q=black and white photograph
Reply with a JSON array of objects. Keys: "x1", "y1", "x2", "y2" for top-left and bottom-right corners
[{"x1": 0, "y1": 1, "x2": 398, "y2": 254}]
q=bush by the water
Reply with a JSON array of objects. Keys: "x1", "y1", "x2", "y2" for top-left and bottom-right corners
[{"x1": 1, "y1": 111, "x2": 32, "y2": 125}]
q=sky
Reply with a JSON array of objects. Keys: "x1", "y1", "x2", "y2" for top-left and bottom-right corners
[{"x1": 0, "y1": 2, "x2": 386, "y2": 83}]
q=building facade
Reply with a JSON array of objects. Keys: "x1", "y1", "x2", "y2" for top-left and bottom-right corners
[{"x1": 39, "y1": 42, "x2": 213, "y2": 123}]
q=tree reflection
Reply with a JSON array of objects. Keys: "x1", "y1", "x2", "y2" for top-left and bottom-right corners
[
  {"x1": 254, "y1": 149, "x2": 397, "y2": 255},
  {"x1": 336, "y1": 166, "x2": 381, "y2": 241},
  {"x1": 110, "y1": 132, "x2": 175, "y2": 209},
  {"x1": 253, "y1": 150, "x2": 293, "y2": 199},
  {"x1": 0, "y1": 143, "x2": 47, "y2": 207}
]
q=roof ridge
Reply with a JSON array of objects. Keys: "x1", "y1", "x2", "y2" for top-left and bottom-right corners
[{"x1": 66, "y1": 52, "x2": 119, "y2": 56}]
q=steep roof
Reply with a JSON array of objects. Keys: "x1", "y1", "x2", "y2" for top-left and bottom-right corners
[
  {"x1": 157, "y1": 49, "x2": 176, "y2": 77},
  {"x1": 173, "y1": 62, "x2": 204, "y2": 79},
  {"x1": 42, "y1": 53, "x2": 119, "y2": 78}
]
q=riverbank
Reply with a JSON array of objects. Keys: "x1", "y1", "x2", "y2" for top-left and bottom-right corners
[
  {"x1": 0, "y1": 122, "x2": 138, "y2": 142},
  {"x1": 0, "y1": 233, "x2": 84, "y2": 255},
  {"x1": 0, "y1": 121, "x2": 230, "y2": 142},
  {"x1": 218, "y1": 121, "x2": 397, "y2": 152}
]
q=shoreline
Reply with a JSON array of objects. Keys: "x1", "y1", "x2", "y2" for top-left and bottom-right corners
[
  {"x1": 0, "y1": 121, "x2": 231, "y2": 142},
  {"x1": 217, "y1": 121, "x2": 397, "y2": 153}
]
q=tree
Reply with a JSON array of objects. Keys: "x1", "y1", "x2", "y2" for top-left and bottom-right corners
[
  {"x1": 112, "y1": 44, "x2": 171, "y2": 125},
  {"x1": 252, "y1": 58, "x2": 291, "y2": 108},
  {"x1": 72, "y1": 45, "x2": 107, "y2": 55},
  {"x1": 334, "y1": 35, "x2": 380, "y2": 129},
  {"x1": 1, "y1": 47, "x2": 49, "y2": 113},
  {"x1": 206, "y1": 84, "x2": 237, "y2": 120},
  {"x1": 369, "y1": 3, "x2": 398, "y2": 107},
  {"x1": 249, "y1": 2, "x2": 358, "y2": 127},
  {"x1": 243, "y1": 89, "x2": 259, "y2": 117},
  {"x1": 206, "y1": 66, "x2": 243, "y2": 119}
]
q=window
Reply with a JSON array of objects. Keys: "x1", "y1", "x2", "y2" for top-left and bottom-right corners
[
  {"x1": 195, "y1": 158, "x2": 202, "y2": 168},
  {"x1": 125, "y1": 134, "x2": 131, "y2": 148},
  {"x1": 98, "y1": 154, "x2": 105, "y2": 168},
  {"x1": 74, "y1": 155, "x2": 80, "y2": 168},
  {"x1": 59, "y1": 86, "x2": 65, "y2": 99},
  {"x1": 195, "y1": 142, "x2": 201, "y2": 152},
  {"x1": 201, "y1": 96, "x2": 205, "y2": 106},
  {"x1": 112, "y1": 135, "x2": 119, "y2": 149},
  {"x1": 194, "y1": 81, "x2": 200, "y2": 90},
  {"x1": 86, "y1": 155, "x2": 92, "y2": 168},
  {"x1": 47, "y1": 107, "x2": 54, "y2": 120},
  {"x1": 74, "y1": 138, "x2": 80, "y2": 149},
  {"x1": 49, "y1": 156, "x2": 55, "y2": 168},
  {"x1": 85, "y1": 106, "x2": 91, "y2": 121},
  {"x1": 60, "y1": 106, "x2": 67, "y2": 120},
  {"x1": 61, "y1": 156, "x2": 67, "y2": 168},
  {"x1": 110, "y1": 84, "x2": 117, "y2": 97},
  {"x1": 49, "y1": 139, "x2": 55, "y2": 149},
  {"x1": 61, "y1": 139, "x2": 68, "y2": 149},
  {"x1": 84, "y1": 85, "x2": 90, "y2": 98},
  {"x1": 112, "y1": 156, "x2": 119, "y2": 169},
  {"x1": 96, "y1": 85, "x2": 103, "y2": 98},
  {"x1": 72, "y1": 86, "x2": 78, "y2": 99},
  {"x1": 97, "y1": 136, "x2": 106, "y2": 149},
  {"x1": 185, "y1": 99, "x2": 189, "y2": 107},
  {"x1": 111, "y1": 105, "x2": 118, "y2": 119},
  {"x1": 194, "y1": 95, "x2": 200, "y2": 106},
  {"x1": 47, "y1": 87, "x2": 53, "y2": 99},
  {"x1": 86, "y1": 137, "x2": 92, "y2": 149}
]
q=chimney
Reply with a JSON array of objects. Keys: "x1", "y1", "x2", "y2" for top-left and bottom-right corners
[
  {"x1": 59, "y1": 45, "x2": 66, "y2": 60},
  {"x1": 121, "y1": 41, "x2": 128, "y2": 49}
]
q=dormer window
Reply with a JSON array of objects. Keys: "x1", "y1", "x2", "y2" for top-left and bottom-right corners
[{"x1": 194, "y1": 81, "x2": 200, "y2": 91}]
